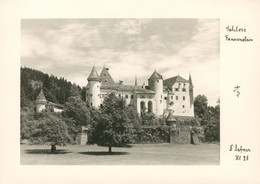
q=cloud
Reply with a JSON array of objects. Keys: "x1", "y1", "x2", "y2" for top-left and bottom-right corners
[
  {"x1": 116, "y1": 19, "x2": 144, "y2": 36},
  {"x1": 21, "y1": 19, "x2": 220, "y2": 106},
  {"x1": 21, "y1": 35, "x2": 48, "y2": 57}
]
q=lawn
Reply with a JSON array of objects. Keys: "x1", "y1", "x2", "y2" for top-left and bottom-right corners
[{"x1": 20, "y1": 143, "x2": 220, "y2": 165}]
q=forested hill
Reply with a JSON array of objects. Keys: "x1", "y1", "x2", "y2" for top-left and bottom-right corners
[{"x1": 21, "y1": 67, "x2": 86, "y2": 108}]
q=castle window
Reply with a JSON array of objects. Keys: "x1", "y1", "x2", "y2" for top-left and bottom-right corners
[
  {"x1": 176, "y1": 96, "x2": 178, "y2": 100},
  {"x1": 182, "y1": 88, "x2": 186, "y2": 92},
  {"x1": 97, "y1": 85, "x2": 99, "y2": 88},
  {"x1": 171, "y1": 96, "x2": 173, "y2": 99},
  {"x1": 175, "y1": 88, "x2": 179, "y2": 92},
  {"x1": 157, "y1": 80, "x2": 159, "y2": 83},
  {"x1": 161, "y1": 95, "x2": 162, "y2": 99},
  {"x1": 104, "y1": 74, "x2": 107, "y2": 76},
  {"x1": 131, "y1": 95, "x2": 133, "y2": 99},
  {"x1": 105, "y1": 79, "x2": 107, "y2": 83},
  {"x1": 183, "y1": 105, "x2": 185, "y2": 108},
  {"x1": 170, "y1": 102, "x2": 174, "y2": 106},
  {"x1": 140, "y1": 95, "x2": 145, "y2": 99},
  {"x1": 119, "y1": 94, "x2": 121, "y2": 97},
  {"x1": 148, "y1": 101, "x2": 153, "y2": 113},
  {"x1": 183, "y1": 96, "x2": 185, "y2": 100},
  {"x1": 126, "y1": 95, "x2": 128, "y2": 99},
  {"x1": 164, "y1": 97, "x2": 167, "y2": 100}
]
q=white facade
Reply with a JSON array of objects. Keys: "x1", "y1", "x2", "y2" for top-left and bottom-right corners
[{"x1": 86, "y1": 66, "x2": 194, "y2": 117}]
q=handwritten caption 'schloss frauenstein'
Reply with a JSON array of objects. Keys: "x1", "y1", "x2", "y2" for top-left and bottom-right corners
[{"x1": 225, "y1": 25, "x2": 253, "y2": 42}]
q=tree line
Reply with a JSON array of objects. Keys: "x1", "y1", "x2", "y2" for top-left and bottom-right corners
[
  {"x1": 20, "y1": 68, "x2": 220, "y2": 153},
  {"x1": 20, "y1": 67, "x2": 86, "y2": 108}
]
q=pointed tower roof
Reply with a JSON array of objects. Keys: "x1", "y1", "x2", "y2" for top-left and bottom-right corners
[
  {"x1": 149, "y1": 69, "x2": 163, "y2": 79},
  {"x1": 36, "y1": 89, "x2": 47, "y2": 102},
  {"x1": 189, "y1": 72, "x2": 193, "y2": 87},
  {"x1": 100, "y1": 67, "x2": 115, "y2": 85},
  {"x1": 87, "y1": 65, "x2": 100, "y2": 81},
  {"x1": 166, "y1": 111, "x2": 176, "y2": 122}
]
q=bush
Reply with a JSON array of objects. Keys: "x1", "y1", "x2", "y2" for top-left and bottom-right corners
[
  {"x1": 204, "y1": 121, "x2": 220, "y2": 142},
  {"x1": 134, "y1": 125, "x2": 172, "y2": 143}
]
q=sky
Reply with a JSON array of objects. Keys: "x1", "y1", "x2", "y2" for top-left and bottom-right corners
[{"x1": 21, "y1": 19, "x2": 219, "y2": 106}]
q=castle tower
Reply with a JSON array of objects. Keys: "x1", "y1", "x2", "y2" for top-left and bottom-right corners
[
  {"x1": 35, "y1": 89, "x2": 47, "y2": 113},
  {"x1": 135, "y1": 75, "x2": 138, "y2": 86},
  {"x1": 148, "y1": 69, "x2": 164, "y2": 116},
  {"x1": 189, "y1": 72, "x2": 194, "y2": 116},
  {"x1": 86, "y1": 65, "x2": 101, "y2": 108}
]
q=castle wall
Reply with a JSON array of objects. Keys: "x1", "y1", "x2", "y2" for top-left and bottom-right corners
[
  {"x1": 36, "y1": 104, "x2": 46, "y2": 113},
  {"x1": 149, "y1": 79, "x2": 164, "y2": 116},
  {"x1": 86, "y1": 81, "x2": 101, "y2": 108},
  {"x1": 136, "y1": 94, "x2": 155, "y2": 114},
  {"x1": 166, "y1": 82, "x2": 194, "y2": 116}
]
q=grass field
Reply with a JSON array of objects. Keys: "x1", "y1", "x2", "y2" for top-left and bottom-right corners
[{"x1": 20, "y1": 143, "x2": 220, "y2": 165}]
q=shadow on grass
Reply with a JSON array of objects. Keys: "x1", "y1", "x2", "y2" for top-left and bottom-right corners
[
  {"x1": 25, "y1": 149, "x2": 72, "y2": 155},
  {"x1": 78, "y1": 151, "x2": 129, "y2": 156}
]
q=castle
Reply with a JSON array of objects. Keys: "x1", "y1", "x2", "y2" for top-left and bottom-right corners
[
  {"x1": 86, "y1": 66, "x2": 194, "y2": 117},
  {"x1": 36, "y1": 65, "x2": 194, "y2": 117},
  {"x1": 35, "y1": 89, "x2": 63, "y2": 113}
]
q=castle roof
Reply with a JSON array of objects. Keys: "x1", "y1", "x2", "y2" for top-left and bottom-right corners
[
  {"x1": 100, "y1": 67, "x2": 115, "y2": 85},
  {"x1": 46, "y1": 102, "x2": 64, "y2": 108},
  {"x1": 163, "y1": 75, "x2": 189, "y2": 89},
  {"x1": 87, "y1": 65, "x2": 100, "y2": 81},
  {"x1": 101, "y1": 84, "x2": 155, "y2": 94},
  {"x1": 166, "y1": 111, "x2": 176, "y2": 122},
  {"x1": 149, "y1": 70, "x2": 163, "y2": 80},
  {"x1": 36, "y1": 89, "x2": 47, "y2": 102}
]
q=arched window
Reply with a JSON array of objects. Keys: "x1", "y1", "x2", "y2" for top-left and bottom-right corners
[
  {"x1": 148, "y1": 101, "x2": 153, "y2": 113},
  {"x1": 140, "y1": 101, "x2": 145, "y2": 112}
]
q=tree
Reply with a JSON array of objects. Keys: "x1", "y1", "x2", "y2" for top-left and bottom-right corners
[
  {"x1": 88, "y1": 93, "x2": 136, "y2": 153},
  {"x1": 62, "y1": 96, "x2": 91, "y2": 126},
  {"x1": 29, "y1": 112, "x2": 72, "y2": 152},
  {"x1": 194, "y1": 95, "x2": 208, "y2": 118},
  {"x1": 140, "y1": 112, "x2": 159, "y2": 126},
  {"x1": 20, "y1": 107, "x2": 36, "y2": 140},
  {"x1": 62, "y1": 96, "x2": 92, "y2": 140}
]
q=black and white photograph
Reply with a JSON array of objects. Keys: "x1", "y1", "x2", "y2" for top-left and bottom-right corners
[
  {"x1": 1, "y1": 0, "x2": 260, "y2": 184},
  {"x1": 20, "y1": 18, "x2": 220, "y2": 165}
]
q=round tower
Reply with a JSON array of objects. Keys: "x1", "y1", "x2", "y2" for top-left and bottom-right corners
[
  {"x1": 148, "y1": 69, "x2": 163, "y2": 116},
  {"x1": 86, "y1": 65, "x2": 101, "y2": 108},
  {"x1": 35, "y1": 89, "x2": 47, "y2": 113}
]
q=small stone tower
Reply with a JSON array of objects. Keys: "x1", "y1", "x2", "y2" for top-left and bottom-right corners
[
  {"x1": 166, "y1": 111, "x2": 177, "y2": 126},
  {"x1": 86, "y1": 65, "x2": 101, "y2": 108},
  {"x1": 148, "y1": 69, "x2": 164, "y2": 116},
  {"x1": 35, "y1": 89, "x2": 47, "y2": 113}
]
